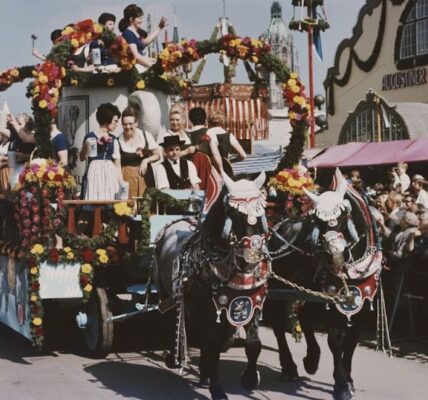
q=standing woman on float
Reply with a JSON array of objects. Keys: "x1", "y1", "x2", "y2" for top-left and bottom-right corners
[
  {"x1": 118, "y1": 107, "x2": 161, "y2": 197},
  {"x1": 79, "y1": 103, "x2": 122, "y2": 200},
  {"x1": 118, "y1": 4, "x2": 167, "y2": 71}
]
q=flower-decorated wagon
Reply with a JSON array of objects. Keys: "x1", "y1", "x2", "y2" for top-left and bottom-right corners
[{"x1": 0, "y1": 16, "x2": 310, "y2": 356}]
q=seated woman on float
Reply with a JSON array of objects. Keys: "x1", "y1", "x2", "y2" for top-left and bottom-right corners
[{"x1": 118, "y1": 4, "x2": 167, "y2": 71}]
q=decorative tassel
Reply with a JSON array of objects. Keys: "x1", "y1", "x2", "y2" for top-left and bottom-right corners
[
  {"x1": 118, "y1": 222, "x2": 129, "y2": 244},
  {"x1": 67, "y1": 206, "x2": 76, "y2": 235},
  {"x1": 92, "y1": 206, "x2": 102, "y2": 236}
]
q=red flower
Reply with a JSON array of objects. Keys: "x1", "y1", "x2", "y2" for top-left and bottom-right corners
[
  {"x1": 80, "y1": 275, "x2": 89, "y2": 286},
  {"x1": 49, "y1": 248, "x2": 59, "y2": 263},
  {"x1": 200, "y1": 134, "x2": 211, "y2": 143},
  {"x1": 31, "y1": 281, "x2": 40, "y2": 291},
  {"x1": 34, "y1": 326, "x2": 44, "y2": 336},
  {"x1": 82, "y1": 249, "x2": 95, "y2": 262}
]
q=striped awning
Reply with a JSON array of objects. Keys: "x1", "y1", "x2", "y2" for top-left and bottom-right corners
[{"x1": 185, "y1": 83, "x2": 269, "y2": 141}]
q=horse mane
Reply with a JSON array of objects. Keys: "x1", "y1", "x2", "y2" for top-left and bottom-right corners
[{"x1": 203, "y1": 186, "x2": 228, "y2": 245}]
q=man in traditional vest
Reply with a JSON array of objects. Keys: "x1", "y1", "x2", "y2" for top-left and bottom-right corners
[{"x1": 154, "y1": 135, "x2": 201, "y2": 190}]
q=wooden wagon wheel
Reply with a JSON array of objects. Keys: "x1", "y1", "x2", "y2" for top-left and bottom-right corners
[{"x1": 82, "y1": 287, "x2": 113, "y2": 358}]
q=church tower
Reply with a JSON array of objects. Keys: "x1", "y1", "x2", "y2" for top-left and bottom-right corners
[{"x1": 262, "y1": 1, "x2": 298, "y2": 109}]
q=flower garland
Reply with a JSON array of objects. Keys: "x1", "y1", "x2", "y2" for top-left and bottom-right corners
[
  {"x1": 159, "y1": 39, "x2": 202, "y2": 71},
  {"x1": 268, "y1": 166, "x2": 314, "y2": 217},
  {"x1": 31, "y1": 63, "x2": 66, "y2": 117}
]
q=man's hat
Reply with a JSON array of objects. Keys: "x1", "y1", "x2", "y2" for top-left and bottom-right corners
[{"x1": 160, "y1": 135, "x2": 185, "y2": 148}]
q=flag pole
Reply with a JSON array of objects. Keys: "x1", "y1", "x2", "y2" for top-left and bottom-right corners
[{"x1": 307, "y1": 2, "x2": 316, "y2": 149}]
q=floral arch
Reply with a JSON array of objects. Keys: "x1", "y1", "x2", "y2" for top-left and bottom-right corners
[{"x1": 0, "y1": 18, "x2": 310, "y2": 169}]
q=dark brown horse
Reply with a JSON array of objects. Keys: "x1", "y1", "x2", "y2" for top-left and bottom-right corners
[{"x1": 154, "y1": 172, "x2": 271, "y2": 400}]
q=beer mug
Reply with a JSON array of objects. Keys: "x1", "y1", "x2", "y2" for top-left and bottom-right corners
[
  {"x1": 91, "y1": 48, "x2": 101, "y2": 66},
  {"x1": 86, "y1": 137, "x2": 97, "y2": 157},
  {"x1": 118, "y1": 181, "x2": 129, "y2": 200},
  {"x1": 7, "y1": 150, "x2": 16, "y2": 168}
]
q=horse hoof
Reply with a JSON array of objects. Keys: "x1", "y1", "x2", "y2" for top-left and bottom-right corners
[
  {"x1": 200, "y1": 376, "x2": 210, "y2": 389},
  {"x1": 209, "y1": 383, "x2": 228, "y2": 400},
  {"x1": 333, "y1": 386, "x2": 352, "y2": 400},
  {"x1": 164, "y1": 352, "x2": 181, "y2": 369},
  {"x1": 303, "y1": 348, "x2": 320, "y2": 375},
  {"x1": 240, "y1": 369, "x2": 260, "y2": 391},
  {"x1": 347, "y1": 381, "x2": 355, "y2": 396},
  {"x1": 280, "y1": 366, "x2": 299, "y2": 381}
]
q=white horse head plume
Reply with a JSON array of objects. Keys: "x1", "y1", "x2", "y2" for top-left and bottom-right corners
[
  {"x1": 222, "y1": 172, "x2": 266, "y2": 225},
  {"x1": 303, "y1": 168, "x2": 350, "y2": 222}
]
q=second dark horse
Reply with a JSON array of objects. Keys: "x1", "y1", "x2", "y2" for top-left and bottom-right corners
[{"x1": 264, "y1": 169, "x2": 383, "y2": 400}]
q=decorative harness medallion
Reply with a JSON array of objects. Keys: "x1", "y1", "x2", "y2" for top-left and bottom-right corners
[{"x1": 212, "y1": 285, "x2": 267, "y2": 326}]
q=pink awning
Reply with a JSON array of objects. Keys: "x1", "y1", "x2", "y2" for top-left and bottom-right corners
[{"x1": 308, "y1": 138, "x2": 428, "y2": 168}]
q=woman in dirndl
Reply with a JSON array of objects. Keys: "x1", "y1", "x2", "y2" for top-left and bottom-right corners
[
  {"x1": 119, "y1": 107, "x2": 160, "y2": 197},
  {"x1": 79, "y1": 103, "x2": 122, "y2": 200}
]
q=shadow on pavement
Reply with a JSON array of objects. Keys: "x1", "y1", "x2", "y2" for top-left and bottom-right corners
[{"x1": 84, "y1": 353, "x2": 334, "y2": 400}]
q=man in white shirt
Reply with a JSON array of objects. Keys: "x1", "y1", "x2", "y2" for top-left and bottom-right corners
[{"x1": 154, "y1": 135, "x2": 201, "y2": 190}]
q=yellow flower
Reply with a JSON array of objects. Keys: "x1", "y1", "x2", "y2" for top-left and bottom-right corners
[
  {"x1": 47, "y1": 171, "x2": 55, "y2": 180},
  {"x1": 288, "y1": 111, "x2": 297, "y2": 120},
  {"x1": 30, "y1": 295, "x2": 38, "y2": 302},
  {"x1": 66, "y1": 252, "x2": 74, "y2": 260},
  {"x1": 287, "y1": 78, "x2": 297, "y2": 87},
  {"x1": 187, "y1": 47, "x2": 194, "y2": 56},
  {"x1": 178, "y1": 80, "x2": 188, "y2": 88},
  {"x1": 63, "y1": 247, "x2": 72, "y2": 253},
  {"x1": 10, "y1": 69, "x2": 19, "y2": 77},
  {"x1": 30, "y1": 267, "x2": 38, "y2": 275},
  {"x1": 32, "y1": 317, "x2": 43, "y2": 326},
  {"x1": 99, "y1": 254, "x2": 109, "y2": 264},
  {"x1": 93, "y1": 23, "x2": 103, "y2": 34},
  {"x1": 294, "y1": 324, "x2": 302, "y2": 333},
  {"x1": 251, "y1": 56, "x2": 259, "y2": 64},
  {"x1": 38, "y1": 99, "x2": 48, "y2": 109},
  {"x1": 81, "y1": 263, "x2": 93, "y2": 274},
  {"x1": 136, "y1": 80, "x2": 145, "y2": 90},
  {"x1": 291, "y1": 85, "x2": 301, "y2": 94},
  {"x1": 61, "y1": 67, "x2": 66, "y2": 77},
  {"x1": 290, "y1": 72, "x2": 298, "y2": 79},
  {"x1": 62, "y1": 26, "x2": 74, "y2": 35},
  {"x1": 107, "y1": 78, "x2": 115, "y2": 86},
  {"x1": 96, "y1": 248, "x2": 107, "y2": 256},
  {"x1": 70, "y1": 38, "x2": 79, "y2": 48},
  {"x1": 38, "y1": 74, "x2": 48, "y2": 84},
  {"x1": 70, "y1": 79, "x2": 78, "y2": 86},
  {"x1": 83, "y1": 284, "x2": 93, "y2": 292},
  {"x1": 229, "y1": 39, "x2": 236, "y2": 47},
  {"x1": 30, "y1": 244, "x2": 44, "y2": 255},
  {"x1": 114, "y1": 202, "x2": 132, "y2": 217}
]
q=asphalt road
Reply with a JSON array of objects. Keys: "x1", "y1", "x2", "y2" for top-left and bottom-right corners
[{"x1": 1, "y1": 304, "x2": 428, "y2": 400}]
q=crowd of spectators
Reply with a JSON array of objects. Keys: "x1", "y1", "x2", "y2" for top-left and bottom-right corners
[{"x1": 346, "y1": 163, "x2": 428, "y2": 323}]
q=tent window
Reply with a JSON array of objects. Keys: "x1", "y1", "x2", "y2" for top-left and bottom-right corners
[
  {"x1": 340, "y1": 97, "x2": 407, "y2": 144},
  {"x1": 399, "y1": 0, "x2": 428, "y2": 59}
]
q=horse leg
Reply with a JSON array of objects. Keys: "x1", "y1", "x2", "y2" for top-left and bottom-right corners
[
  {"x1": 272, "y1": 324, "x2": 299, "y2": 381},
  {"x1": 327, "y1": 326, "x2": 352, "y2": 400},
  {"x1": 301, "y1": 302, "x2": 321, "y2": 375},
  {"x1": 241, "y1": 310, "x2": 262, "y2": 390},
  {"x1": 204, "y1": 339, "x2": 228, "y2": 400},
  {"x1": 342, "y1": 324, "x2": 360, "y2": 396}
]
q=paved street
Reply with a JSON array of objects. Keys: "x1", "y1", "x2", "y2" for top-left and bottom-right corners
[{"x1": 1, "y1": 304, "x2": 428, "y2": 400}]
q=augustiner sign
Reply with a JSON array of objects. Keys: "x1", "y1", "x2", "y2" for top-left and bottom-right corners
[{"x1": 382, "y1": 67, "x2": 427, "y2": 91}]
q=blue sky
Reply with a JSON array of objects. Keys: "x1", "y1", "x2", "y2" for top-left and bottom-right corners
[{"x1": 0, "y1": 0, "x2": 365, "y2": 114}]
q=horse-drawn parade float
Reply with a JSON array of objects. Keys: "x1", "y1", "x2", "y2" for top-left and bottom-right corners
[{"x1": 0, "y1": 9, "x2": 391, "y2": 400}]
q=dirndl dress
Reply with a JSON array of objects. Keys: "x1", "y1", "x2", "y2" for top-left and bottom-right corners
[{"x1": 83, "y1": 132, "x2": 121, "y2": 201}]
